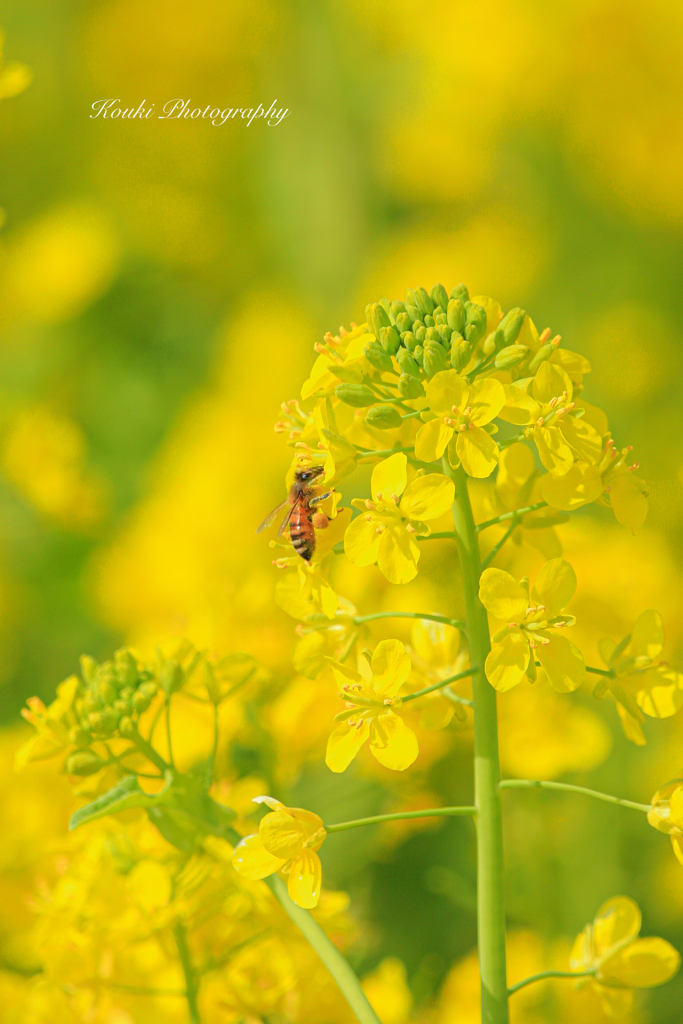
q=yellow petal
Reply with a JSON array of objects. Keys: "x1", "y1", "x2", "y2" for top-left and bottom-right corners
[
  {"x1": 411, "y1": 619, "x2": 460, "y2": 667},
  {"x1": 610, "y1": 472, "x2": 649, "y2": 533},
  {"x1": 636, "y1": 668, "x2": 683, "y2": 719},
  {"x1": 259, "y1": 810, "x2": 308, "y2": 859},
  {"x1": 485, "y1": 633, "x2": 530, "y2": 691},
  {"x1": 541, "y1": 462, "x2": 603, "y2": 511},
  {"x1": 344, "y1": 513, "x2": 382, "y2": 566},
  {"x1": 325, "y1": 718, "x2": 371, "y2": 773},
  {"x1": 468, "y1": 378, "x2": 506, "y2": 425},
  {"x1": 630, "y1": 609, "x2": 664, "y2": 660},
  {"x1": 532, "y1": 362, "x2": 573, "y2": 405},
  {"x1": 531, "y1": 557, "x2": 576, "y2": 617},
  {"x1": 287, "y1": 850, "x2": 322, "y2": 909},
  {"x1": 414, "y1": 418, "x2": 453, "y2": 463},
  {"x1": 598, "y1": 637, "x2": 617, "y2": 667},
  {"x1": 559, "y1": 416, "x2": 603, "y2": 464},
  {"x1": 425, "y1": 369, "x2": 469, "y2": 416},
  {"x1": 471, "y1": 295, "x2": 503, "y2": 335},
  {"x1": 496, "y1": 442, "x2": 535, "y2": 501},
  {"x1": 479, "y1": 568, "x2": 528, "y2": 622},
  {"x1": 232, "y1": 833, "x2": 286, "y2": 879},
  {"x1": 592, "y1": 897, "x2": 642, "y2": 960},
  {"x1": 457, "y1": 428, "x2": 499, "y2": 478},
  {"x1": 371, "y1": 452, "x2": 407, "y2": 503},
  {"x1": 616, "y1": 702, "x2": 647, "y2": 745},
  {"x1": 369, "y1": 712, "x2": 419, "y2": 770},
  {"x1": 420, "y1": 698, "x2": 455, "y2": 730},
  {"x1": 672, "y1": 835, "x2": 683, "y2": 866},
  {"x1": 575, "y1": 399, "x2": 608, "y2": 436},
  {"x1": 498, "y1": 384, "x2": 540, "y2": 425},
  {"x1": 602, "y1": 937, "x2": 680, "y2": 989},
  {"x1": 533, "y1": 424, "x2": 574, "y2": 475},
  {"x1": 536, "y1": 634, "x2": 585, "y2": 693},
  {"x1": 400, "y1": 472, "x2": 455, "y2": 520},
  {"x1": 371, "y1": 639, "x2": 411, "y2": 697},
  {"x1": 377, "y1": 525, "x2": 420, "y2": 584}
]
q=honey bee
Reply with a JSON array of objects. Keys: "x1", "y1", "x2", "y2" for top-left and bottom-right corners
[{"x1": 257, "y1": 466, "x2": 334, "y2": 562}]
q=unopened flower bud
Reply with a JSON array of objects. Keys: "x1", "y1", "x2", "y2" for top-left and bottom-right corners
[
  {"x1": 366, "y1": 405, "x2": 403, "y2": 430},
  {"x1": 398, "y1": 373, "x2": 425, "y2": 399},
  {"x1": 66, "y1": 751, "x2": 106, "y2": 776},
  {"x1": 68, "y1": 726, "x2": 92, "y2": 748},
  {"x1": 99, "y1": 680, "x2": 118, "y2": 705},
  {"x1": 379, "y1": 325, "x2": 401, "y2": 355},
  {"x1": 430, "y1": 283, "x2": 449, "y2": 309},
  {"x1": 401, "y1": 331, "x2": 418, "y2": 351},
  {"x1": 437, "y1": 324, "x2": 453, "y2": 348},
  {"x1": 465, "y1": 302, "x2": 487, "y2": 343},
  {"x1": 396, "y1": 311, "x2": 412, "y2": 334},
  {"x1": 495, "y1": 344, "x2": 529, "y2": 370},
  {"x1": 451, "y1": 338, "x2": 472, "y2": 372},
  {"x1": 113, "y1": 698, "x2": 132, "y2": 716},
  {"x1": 412, "y1": 345, "x2": 424, "y2": 367},
  {"x1": 115, "y1": 649, "x2": 138, "y2": 687},
  {"x1": 411, "y1": 286, "x2": 434, "y2": 316},
  {"x1": 406, "y1": 304, "x2": 423, "y2": 323},
  {"x1": 424, "y1": 314, "x2": 435, "y2": 328},
  {"x1": 528, "y1": 343, "x2": 555, "y2": 374},
  {"x1": 159, "y1": 659, "x2": 184, "y2": 695},
  {"x1": 423, "y1": 340, "x2": 449, "y2": 378},
  {"x1": 450, "y1": 284, "x2": 469, "y2": 303},
  {"x1": 132, "y1": 690, "x2": 151, "y2": 712},
  {"x1": 397, "y1": 348, "x2": 421, "y2": 378},
  {"x1": 335, "y1": 383, "x2": 377, "y2": 407},
  {"x1": 88, "y1": 707, "x2": 120, "y2": 736},
  {"x1": 119, "y1": 716, "x2": 136, "y2": 737},
  {"x1": 365, "y1": 341, "x2": 394, "y2": 373},
  {"x1": 498, "y1": 307, "x2": 526, "y2": 346},
  {"x1": 139, "y1": 681, "x2": 158, "y2": 700},
  {"x1": 80, "y1": 654, "x2": 97, "y2": 684},
  {"x1": 424, "y1": 326, "x2": 440, "y2": 342},
  {"x1": 365, "y1": 302, "x2": 391, "y2": 339},
  {"x1": 483, "y1": 328, "x2": 503, "y2": 356},
  {"x1": 447, "y1": 298, "x2": 466, "y2": 333},
  {"x1": 391, "y1": 300, "x2": 407, "y2": 320}
]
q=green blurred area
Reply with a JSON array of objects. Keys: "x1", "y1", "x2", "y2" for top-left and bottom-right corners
[{"x1": 1, "y1": 1, "x2": 683, "y2": 1020}]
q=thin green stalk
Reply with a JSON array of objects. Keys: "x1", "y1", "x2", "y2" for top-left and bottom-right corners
[
  {"x1": 353, "y1": 611, "x2": 466, "y2": 631},
  {"x1": 325, "y1": 806, "x2": 477, "y2": 833},
  {"x1": 586, "y1": 666, "x2": 613, "y2": 678},
  {"x1": 175, "y1": 922, "x2": 201, "y2": 1024},
  {"x1": 401, "y1": 668, "x2": 476, "y2": 704},
  {"x1": 355, "y1": 445, "x2": 415, "y2": 460},
  {"x1": 206, "y1": 702, "x2": 220, "y2": 787},
  {"x1": 480, "y1": 521, "x2": 519, "y2": 572},
  {"x1": 166, "y1": 697, "x2": 177, "y2": 771},
  {"x1": 476, "y1": 502, "x2": 547, "y2": 533},
  {"x1": 130, "y1": 728, "x2": 171, "y2": 774},
  {"x1": 266, "y1": 875, "x2": 383, "y2": 1024},
  {"x1": 417, "y1": 531, "x2": 457, "y2": 541},
  {"x1": 508, "y1": 968, "x2": 596, "y2": 996},
  {"x1": 444, "y1": 458, "x2": 509, "y2": 1024},
  {"x1": 499, "y1": 779, "x2": 651, "y2": 813}
]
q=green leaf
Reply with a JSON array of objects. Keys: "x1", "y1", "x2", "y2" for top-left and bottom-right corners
[{"x1": 69, "y1": 774, "x2": 174, "y2": 830}]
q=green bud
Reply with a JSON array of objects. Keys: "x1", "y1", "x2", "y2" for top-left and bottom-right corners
[
  {"x1": 115, "y1": 649, "x2": 138, "y2": 688},
  {"x1": 365, "y1": 341, "x2": 394, "y2": 373},
  {"x1": 423, "y1": 341, "x2": 449, "y2": 378},
  {"x1": 433, "y1": 306, "x2": 445, "y2": 317},
  {"x1": 119, "y1": 686, "x2": 134, "y2": 701},
  {"x1": 83, "y1": 694, "x2": 103, "y2": 714},
  {"x1": 330, "y1": 364, "x2": 364, "y2": 383},
  {"x1": 401, "y1": 331, "x2": 418, "y2": 352},
  {"x1": 68, "y1": 726, "x2": 92, "y2": 748},
  {"x1": 132, "y1": 690, "x2": 151, "y2": 712},
  {"x1": 437, "y1": 325, "x2": 452, "y2": 347},
  {"x1": 424, "y1": 327, "x2": 440, "y2": 342},
  {"x1": 413, "y1": 345, "x2": 424, "y2": 367},
  {"x1": 406, "y1": 305, "x2": 423, "y2": 323},
  {"x1": 379, "y1": 325, "x2": 401, "y2": 355},
  {"x1": 483, "y1": 328, "x2": 504, "y2": 357},
  {"x1": 113, "y1": 699, "x2": 132, "y2": 716},
  {"x1": 66, "y1": 751, "x2": 106, "y2": 776},
  {"x1": 424, "y1": 314, "x2": 435, "y2": 328},
  {"x1": 366, "y1": 405, "x2": 402, "y2": 430},
  {"x1": 159, "y1": 659, "x2": 184, "y2": 695},
  {"x1": 396, "y1": 348, "x2": 420, "y2": 377},
  {"x1": 88, "y1": 708, "x2": 119, "y2": 736},
  {"x1": 139, "y1": 680, "x2": 158, "y2": 700},
  {"x1": 495, "y1": 344, "x2": 529, "y2": 370},
  {"x1": 415, "y1": 326, "x2": 427, "y2": 343},
  {"x1": 430, "y1": 283, "x2": 449, "y2": 310},
  {"x1": 435, "y1": 312, "x2": 447, "y2": 325},
  {"x1": 99, "y1": 680, "x2": 118, "y2": 705},
  {"x1": 499, "y1": 307, "x2": 526, "y2": 346},
  {"x1": 335, "y1": 383, "x2": 377, "y2": 408},
  {"x1": 413, "y1": 287, "x2": 434, "y2": 315},
  {"x1": 411, "y1": 319, "x2": 424, "y2": 334},
  {"x1": 391, "y1": 300, "x2": 407, "y2": 320},
  {"x1": 365, "y1": 302, "x2": 391, "y2": 338},
  {"x1": 396, "y1": 312, "x2": 412, "y2": 334},
  {"x1": 450, "y1": 284, "x2": 469, "y2": 303},
  {"x1": 451, "y1": 339, "x2": 473, "y2": 372},
  {"x1": 398, "y1": 374, "x2": 425, "y2": 399},
  {"x1": 465, "y1": 302, "x2": 487, "y2": 342},
  {"x1": 119, "y1": 716, "x2": 136, "y2": 737},
  {"x1": 80, "y1": 655, "x2": 97, "y2": 684},
  {"x1": 465, "y1": 323, "x2": 480, "y2": 344},
  {"x1": 379, "y1": 297, "x2": 394, "y2": 323},
  {"x1": 528, "y1": 342, "x2": 555, "y2": 373},
  {"x1": 447, "y1": 298, "x2": 466, "y2": 333}
]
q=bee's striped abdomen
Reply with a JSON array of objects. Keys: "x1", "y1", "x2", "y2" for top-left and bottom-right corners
[{"x1": 290, "y1": 502, "x2": 315, "y2": 561}]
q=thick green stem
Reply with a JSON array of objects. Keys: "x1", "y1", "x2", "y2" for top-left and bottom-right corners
[
  {"x1": 267, "y1": 875, "x2": 382, "y2": 1024},
  {"x1": 445, "y1": 459, "x2": 509, "y2": 1024},
  {"x1": 325, "y1": 806, "x2": 477, "y2": 832},
  {"x1": 175, "y1": 922, "x2": 201, "y2": 1024},
  {"x1": 500, "y1": 779, "x2": 651, "y2": 814}
]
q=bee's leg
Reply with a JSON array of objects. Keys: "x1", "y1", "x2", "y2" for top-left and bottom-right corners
[{"x1": 308, "y1": 490, "x2": 334, "y2": 506}]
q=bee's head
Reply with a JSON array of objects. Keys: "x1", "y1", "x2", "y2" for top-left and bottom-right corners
[{"x1": 295, "y1": 466, "x2": 324, "y2": 484}]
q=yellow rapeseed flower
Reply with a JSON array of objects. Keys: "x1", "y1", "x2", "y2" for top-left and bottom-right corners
[
  {"x1": 479, "y1": 558, "x2": 585, "y2": 692},
  {"x1": 570, "y1": 896, "x2": 680, "y2": 1016},
  {"x1": 231, "y1": 796, "x2": 327, "y2": 909},
  {"x1": 415, "y1": 369, "x2": 505, "y2": 477},
  {"x1": 344, "y1": 452, "x2": 454, "y2": 584},
  {"x1": 326, "y1": 639, "x2": 418, "y2": 772},
  {"x1": 597, "y1": 609, "x2": 683, "y2": 745},
  {"x1": 16, "y1": 675, "x2": 79, "y2": 769},
  {"x1": 407, "y1": 619, "x2": 468, "y2": 730},
  {"x1": 648, "y1": 774, "x2": 683, "y2": 866}
]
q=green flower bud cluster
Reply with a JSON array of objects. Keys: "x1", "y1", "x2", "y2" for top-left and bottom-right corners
[
  {"x1": 70, "y1": 648, "x2": 158, "y2": 749},
  {"x1": 362, "y1": 283, "x2": 490, "y2": 385}
]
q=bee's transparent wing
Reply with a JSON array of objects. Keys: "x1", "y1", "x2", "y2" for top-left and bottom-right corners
[
  {"x1": 277, "y1": 501, "x2": 297, "y2": 538},
  {"x1": 256, "y1": 498, "x2": 290, "y2": 534}
]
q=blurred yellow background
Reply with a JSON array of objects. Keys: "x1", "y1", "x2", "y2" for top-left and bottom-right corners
[{"x1": 1, "y1": 1, "x2": 683, "y2": 1021}]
